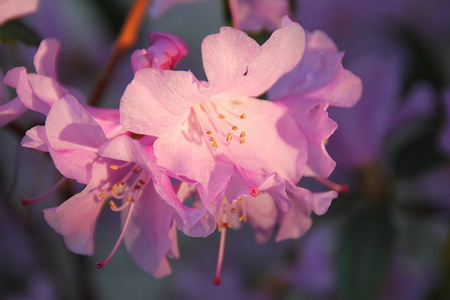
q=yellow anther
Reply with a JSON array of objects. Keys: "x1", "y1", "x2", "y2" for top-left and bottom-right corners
[
  {"x1": 112, "y1": 184, "x2": 119, "y2": 195},
  {"x1": 212, "y1": 139, "x2": 218, "y2": 148},
  {"x1": 99, "y1": 193, "x2": 107, "y2": 199},
  {"x1": 218, "y1": 114, "x2": 226, "y2": 119},
  {"x1": 109, "y1": 164, "x2": 119, "y2": 170},
  {"x1": 127, "y1": 196, "x2": 135, "y2": 202},
  {"x1": 109, "y1": 200, "x2": 118, "y2": 209},
  {"x1": 240, "y1": 113, "x2": 246, "y2": 119},
  {"x1": 223, "y1": 222, "x2": 232, "y2": 229},
  {"x1": 239, "y1": 216, "x2": 247, "y2": 222},
  {"x1": 237, "y1": 198, "x2": 243, "y2": 204},
  {"x1": 226, "y1": 133, "x2": 232, "y2": 142},
  {"x1": 232, "y1": 126, "x2": 238, "y2": 130},
  {"x1": 231, "y1": 208, "x2": 237, "y2": 214},
  {"x1": 239, "y1": 138, "x2": 245, "y2": 144},
  {"x1": 240, "y1": 131, "x2": 246, "y2": 138},
  {"x1": 206, "y1": 130, "x2": 212, "y2": 135}
]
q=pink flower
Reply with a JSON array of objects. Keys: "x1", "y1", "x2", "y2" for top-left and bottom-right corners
[
  {"x1": 149, "y1": 0, "x2": 208, "y2": 18},
  {"x1": 228, "y1": 0, "x2": 291, "y2": 32},
  {"x1": 131, "y1": 32, "x2": 188, "y2": 72},
  {"x1": 0, "y1": 0, "x2": 39, "y2": 25},
  {"x1": 121, "y1": 17, "x2": 309, "y2": 214},
  {"x1": 32, "y1": 96, "x2": 215, "y2": 277}
]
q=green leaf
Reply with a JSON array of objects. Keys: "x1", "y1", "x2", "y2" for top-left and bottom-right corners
[
  {"x1": 336, "y1": 205, "x2": 395, "y2": 300},
  {"x1": 0, "y1": 19, "x2": 41, "y2": 46}
]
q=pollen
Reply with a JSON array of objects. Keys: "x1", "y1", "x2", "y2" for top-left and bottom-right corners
[
  {"x1": 109, "y1": 164, "x2": 119, "y2": 170},
  {"x1": 240, "y1": 113, "x2": 246, "y2": 119},
  {"x1": 218, "y1": 114, "x2": 226, "y2": 119},
  {"x1": 226, "y1": 133, "x2": 232, "y2": 142}
]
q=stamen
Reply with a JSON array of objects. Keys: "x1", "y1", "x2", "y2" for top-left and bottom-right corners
[
  {"x1": 97, "y1": 203, "x2": 136, "y2": 269},
  {"x1": 132, "y1": 167, "x2": 141, "y2": 173},
  {"x1": 239, "y1": 131, "x2": 246, "y2": 138},
  {"x1": 223, "y1": 222, "x2": 232, "y2": 229},
  {"x1": 315, "y1": 176, "x2": 348, "y2": 193},
  {"x1": 240, "y1": 113, "x2": 246, "y2": 119},
  {"x1": 109, "y1": 164, "x2": 119, "y2": 170},
  {"x1": 239, "y1": 216, "x2": 247, "y2": 222},
  {"x1": 127, "y1": 196, "x2": 135, "y2": 202},
  {"x1": 139, "y1": 179, "x2": 146, "y2": 185},
  {"x1": 99, "y1": 193, "x2": 107, "y2": 199},
  {"x1": 232, "y1": 126, "x2": 238, "y2": 131},
  {"x1": 134, "y1": 184, "x2": 141, "y2": 189},
  {"x1": 109, "y1": 200, "x2": 118, "y2": 209},
  {"x1": 230, "y1": 208, "x2": 237, "y2": 214},
  {"x1": 239, "y1": 138, "x2": 245, "y2": 144},
  {"x1": 218, "y1": 114, "x2": 226, "y2": 119},
  {"x1": 213, "y1": 220, "x2": 227, "y2": 286},
  {"x1": 226, "y1": 133, "x2": 232, "y2": 142},
  {"x1": 21, "y1": 177, "x2": 67, "y2": 206},
  {"x1": 206, "y1": 130, "x2": 212, "y2": 135}
]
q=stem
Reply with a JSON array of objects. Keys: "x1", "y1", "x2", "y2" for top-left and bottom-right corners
[{"x1": 88, "y1": 0, "x2": 151, "y2": 107}]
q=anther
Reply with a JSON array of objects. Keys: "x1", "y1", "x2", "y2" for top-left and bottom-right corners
[
  {"x1": 112, "y1": 184, "x2": 119, "y2": 195},
  {"x1": 240, "y1": 131, "x2": 246, "y2": 138},
  {"x1": 109, "y1": 165, "x2": 119, "y2": 170},
  {"x1": 206, "y1": 130, "x2": 212, "y2": 135},
  {"x1": 240, "y1": 113, "x2": 246, "y2": 119},
  {"x1": 237, "y1": 198, "x2": 243, "y2": 204},
  {"x1": 132, "y1": 167, "x2": 141, "y2": 173},
  {"x1": 218, "y1": 114, "x2": 226, "y2": 119},
  {"x1": 223, "y1": 222, "x2": 232, "y2": 229},
  {"x1": 99, "y1": 193, "x2": 107, "y2": 199},
  {"x1": 134, "y1": 184, "x2": 141, "y2": 190},
  {"x1": 239, "y1": 216, "x2": 247, "y2": 222},
  {"x1": 127, "y1": 196, "x2": 135, "y2": 202},
  {"x1": 239, "y1": 138, "x2": 245, "y2": 144},
  {"x1": 231, "y1": 208, "x2": 237, "y2": 214},
  {"x1": 226, "y1": 133, "x2": 232, "y2": 142},
  {"x1": 109, "y1": 200, "x2": 118, "y2": 209},
  {"x1": 212, "y1": 139, "x2": 218, "y2": 148},
  {"x1": 232, "y1": 126, "x2": 238, "y2": 130},
  {"x1": 139, "y1": 179, "x2": 146, "y2": 185}
]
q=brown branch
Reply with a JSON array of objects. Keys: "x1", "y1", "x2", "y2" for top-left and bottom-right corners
[{"x1": 88, "y1": 0, "x2": 152, "y2": 107}]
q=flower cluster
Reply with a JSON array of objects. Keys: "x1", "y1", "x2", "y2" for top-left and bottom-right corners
[{"x1": 0, "y1": 1, "x2": 361, "y2": 286}]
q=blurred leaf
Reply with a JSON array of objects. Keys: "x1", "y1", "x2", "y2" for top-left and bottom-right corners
[
  {"x1": 336, "y1": 205, "x2": 395, "y2": 300},
  {"x1": 0, "y1": 19, "x2": 41, "y2": 46}
]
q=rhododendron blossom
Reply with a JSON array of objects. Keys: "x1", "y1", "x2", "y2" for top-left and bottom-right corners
[{"x1": 0, "y1": 0, "x2": 39, "y2": 25}]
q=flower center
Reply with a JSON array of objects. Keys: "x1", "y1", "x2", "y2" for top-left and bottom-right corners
[{"x1": 191, "y1": 100, "x2": 259, "y2": 198}]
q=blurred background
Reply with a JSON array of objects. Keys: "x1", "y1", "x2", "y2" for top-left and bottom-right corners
[{"x1": 1, "y1": 0, "x2": 450, "y2": 299}]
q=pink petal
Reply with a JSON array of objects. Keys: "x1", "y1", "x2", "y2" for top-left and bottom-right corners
[
  {"x1": 120, "y1": 69, "x2": 207, "y2": 136},
  {"x1": 85, "y1": 106, "x2": 125, "y2": 139},
  {"x1": 34, "y1": 38, "x2": 60, "y2": 79},
  {"x1": 0, "y1": 97, "x2": 28, "y2": 126},
  {"x1": 245, "y1": 192, "x2": 277, "y2": 244},
  {"x1": 122, "y1": 183, "x2": 175, "y2": 276},
  {"x1": 0, "y1": 0, "x2": 39, "y2": 25},
  {"x1": 43, "y1": 186, "x2": 105, "y2": 255},
  {"x1": 45, "y1": 95, "x2": 107, "y2": 152},
  {"x1": 203, "y1": 19, "x2": 305, "y2": 98},
  {"x1": 21, "y1": 125, "x2": 48, "y2": 151},
  {"x1": 276, "y1": 98, "x2": 338, "y2": 177},
  {"x1": 275, "y1": 187, "x2": 313, "y2": 242}
]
